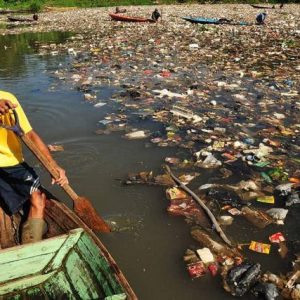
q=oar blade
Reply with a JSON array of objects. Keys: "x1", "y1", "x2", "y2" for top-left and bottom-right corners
[{"x1": 74, "y1": 196, "x2": 111, "y2": 232}]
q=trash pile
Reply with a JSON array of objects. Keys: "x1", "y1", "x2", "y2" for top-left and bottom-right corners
[{"x1": 2, "y1": 4, "x2": 299, "y2": 298}]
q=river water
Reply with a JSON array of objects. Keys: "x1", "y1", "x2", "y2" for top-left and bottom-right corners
[{"x1": 0, "y1": 31, "x2": 298, "y2": 300}]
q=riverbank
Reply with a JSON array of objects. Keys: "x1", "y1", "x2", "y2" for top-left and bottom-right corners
[{"x1": 0, "y1": 0, "x2": 290, "y2": 13}]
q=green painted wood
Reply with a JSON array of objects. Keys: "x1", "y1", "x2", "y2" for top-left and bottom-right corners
[
  {"x1": 44, "y1": 271, "x2": 76, "y2": 299},
  {"x1": 78, "y1": 233, "x2": 124, "y2": 294},
  {"x1": 3, "y1": 295, "x2": 21, "y2": 300},
  {"x1": 0, "y1": 228, "x2": 131, "y2": 299},
  {"x1": 0, "y1": 271, "x2": 55, "y2": 296},
  {"x1": 65, "y1": 250, "x2": 101, "y2": 299},
  {"x1": 76, "y1": 233, "x2": 118, "y2": 296},
  {"x1": 0, "y1": 235, "x2": 66, "y2": 264},
  {"x1": 0, "y1": 253, "x2": 54, "y2": 283},
  {"x1": 105, "y1": 293, "x2": 127, "y2": 300},
  {"x1": 25, "y1": 286, "x2": 43, "y2": 298},
  {"x1": 43, "y1": 229, "x2": 83, "y2": 273}
]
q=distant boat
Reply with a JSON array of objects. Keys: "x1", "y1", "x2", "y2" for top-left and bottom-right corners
[
  {"x1": 109, "y1": 13, "x2": 155, "y2": 23},
  {"x1": 250, "y1": 4, "x2": 275, "y2": 9},
  {"x1": 182, "y1": 17, "x2": 249, "y2": 26},
  {"x1": 7, "y1": 15, "x2": 38, "y2": 22}
]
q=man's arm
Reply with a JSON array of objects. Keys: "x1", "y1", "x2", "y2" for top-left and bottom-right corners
[
  {"x1": 1, "y1": 98, "x2": 68, "y2": 186},
  {"x1": 26, "y1": 130, "x2": 69, "y2": 186}
]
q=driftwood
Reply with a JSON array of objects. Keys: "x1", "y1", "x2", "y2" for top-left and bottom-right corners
[
  {"x1": 241, "y1": 206, "x2": 273, "y2": 229},
  {"x1": 286, "y1": 270, "x2": 300, "y2": 289},
  {"x1": 165, "y1": 165, "x2": 232, "y2": 246},
  {"x1": 191, "y1": 227, "x2": 241, "y2": 258}
]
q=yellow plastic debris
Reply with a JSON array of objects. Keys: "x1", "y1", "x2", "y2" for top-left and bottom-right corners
[
  {"x1": 249, "y1": 241, "x2": 271, "y2": 254},
  {"x1": 256, "y1": 196, "x2": 275, "y2": 204}
]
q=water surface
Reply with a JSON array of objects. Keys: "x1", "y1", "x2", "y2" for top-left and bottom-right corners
[{"x1": 0, "y1": 31, "x2": 296, "y2": 300}]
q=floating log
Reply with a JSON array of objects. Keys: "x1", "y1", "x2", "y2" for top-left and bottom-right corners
[
  {"x1": 165, "y1": 165, "x2": 232, "y2": 246},
  {"x1": 191, "y1": 227, "x2": 241, "y2": 258}
]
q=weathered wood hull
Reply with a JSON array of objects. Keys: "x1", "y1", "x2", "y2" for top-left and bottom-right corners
[
  {"x1": 182, "y1": 16, "x2": 249, "y2": 26},
  {"x1": 250, "y1": 4, "x2": 275, "y2": 9},
  {"x1": 7, "y1": 17, "x2": 35, "y2": 23},
  {"x1": 0, "y1": 199, "x2": 137, "y2": 300},
  {"x1": 109, "y1": 13, "x2": 155, "y2": 23}
]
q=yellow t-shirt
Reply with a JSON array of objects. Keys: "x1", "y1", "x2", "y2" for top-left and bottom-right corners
[{"x1": 0, "y1": 91, "x2": 32, "y2": 167}]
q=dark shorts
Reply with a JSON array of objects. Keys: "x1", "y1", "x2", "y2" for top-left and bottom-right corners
[{"x1": 0, "y1": 163, "x2": 41, "y2": 215}]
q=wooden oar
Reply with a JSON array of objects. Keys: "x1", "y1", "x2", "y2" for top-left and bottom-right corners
[{"x1": 4, "y1": 109, "x2": 110, "y2": 233}]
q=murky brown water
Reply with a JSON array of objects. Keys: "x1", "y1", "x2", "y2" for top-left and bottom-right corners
[{"x1": 0, "y1": 32, "x2": 298, "y2": 300}]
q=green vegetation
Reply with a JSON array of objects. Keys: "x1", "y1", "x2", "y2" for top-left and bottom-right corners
[{"x1": 0, "y1": 0, "x2": 298, "y2": 13}]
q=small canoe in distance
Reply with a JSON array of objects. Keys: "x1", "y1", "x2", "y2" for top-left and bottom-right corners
[
  {"x1": 182, "y1": 16, "x2": 249, "y2": 26},
  {"x1": 7, "y1": 16, "x2": 37, "y2": 22},
  {"x1": 250, "y1": 4, "x2": 275, "y2": 9},
  {"x1": 109, "y1": 13, "x2": 155, "y2": 23},
  {"x1": 0, "y1": 199, "x2": 137, "y2": 299}
]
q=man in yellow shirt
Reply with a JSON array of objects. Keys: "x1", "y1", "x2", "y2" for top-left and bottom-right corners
[{"x1": 0, "y1": 91, "x2": 68, "y2": 243}]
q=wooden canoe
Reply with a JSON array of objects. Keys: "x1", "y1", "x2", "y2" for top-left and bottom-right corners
[
  {"x1": 0, "y1": 198, "x2": 137, "y2": 300},
  {"x1": 182, "y1": 16, "x2": 249, "y2": 26},
  {"x1": 109, "y1": 13, "x2": 155, "y2": 23},
  {"x1": 7, "y1": 16, "x2": 36, "y2": 22},
  {"x1": 250, "y1": 4, "x2": 275, "y2": 9}
]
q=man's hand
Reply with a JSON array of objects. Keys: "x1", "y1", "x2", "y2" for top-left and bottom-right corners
[
  {"x1": 51, "y1": 165, "x2": 69, "y2": 186},
  {"x1": 26, "y1": 130, "x2": 69, "y2": 187},
  {"x1": 0, "y1": 99, "x2": 17, "y2": 115}
]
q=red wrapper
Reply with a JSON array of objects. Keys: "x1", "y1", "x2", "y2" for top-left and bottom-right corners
[
  {"x1": 208, "y1": 263, "x2": 218, "y2": 276},
  {"x1": 269, "y1": 232, "x2": 285, "y2": 243},
  {"x1": 187, "y1": 261, "x2": 206, "y2": 278}
]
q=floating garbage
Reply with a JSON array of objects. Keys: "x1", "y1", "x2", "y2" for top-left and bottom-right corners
[
  {"x1": 187, "y1": 261, "x2": 206, "y2": 278},
  {"x1": 94, "y1": 102, "x2": 107, "y2": 108},
  {"x1": 269, "y1": 232, "x2": 285, "y2": 244},
  {"x1": 6, "y1": 4, "x2": 299, "y2": 299},
  {"x1": 241, "y1": 206, "x2": 273, "y2": 229},
  {"x1": 166, "y1": 187, "x2": 188, "y2": 200},
  {"x1": 266, "y1": 208, "x2": 289, "y2": 225},
  {"x1": 47, "y1": 144, "x2": 64, "y2": 152},
  {"x1": 252, "y1": 282, "x2": 279, "y2": 300},
  {"x1": 195, "y1": 153, "x2": 222, "y2": 169},
  {"x1": 124, "y1": 130, "x2": 148, "y2": 140},
  {"x1": 249, "y1": 241, "x2": 271, "y2": 255},
  {"x1": 196, "y1": 247, "x2": 215, "y2": 264},
  {"x1": 225, "y1": 262, "x2": 261, "y2": 297},
  {"x1": 256, "y1": 196, "x2": 275, "y2": 204}
]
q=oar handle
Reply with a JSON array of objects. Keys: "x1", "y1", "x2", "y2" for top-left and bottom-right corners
[{"x1": 21, "y1": 135, "x2": 79, "y2": 201}]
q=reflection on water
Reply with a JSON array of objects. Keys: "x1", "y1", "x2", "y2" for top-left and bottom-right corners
[{"x1": 0, "y1": 31, "x2": 72, "y2": 80}]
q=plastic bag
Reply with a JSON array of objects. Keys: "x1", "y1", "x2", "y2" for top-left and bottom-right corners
[{"x1": 226, "y1": 262, "x2": 261, "y2": 297}]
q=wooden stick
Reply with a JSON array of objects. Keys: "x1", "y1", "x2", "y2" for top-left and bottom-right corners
[
  {"x1": 165, "y1": 165, "x2": 232, "y2": 246},
  {"x1": 286, "y1": 270, "x2": 300, "y2": 289}
]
